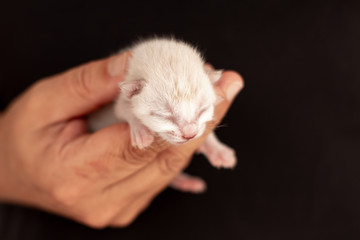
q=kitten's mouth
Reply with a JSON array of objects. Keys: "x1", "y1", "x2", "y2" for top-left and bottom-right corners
[
  {"x1": 168, "y1": 135, "x2": 199, "y2": 145},
  {"x1": 165, "y1": 133, "x2": 198, "y2": 145},
  {"x1": 174, "y1": 140, "x2": 188, "y2": 144}
]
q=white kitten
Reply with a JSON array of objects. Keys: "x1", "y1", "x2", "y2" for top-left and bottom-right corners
[{"x1": 88, "y1": 38, "x2": 236, "y2": 193}]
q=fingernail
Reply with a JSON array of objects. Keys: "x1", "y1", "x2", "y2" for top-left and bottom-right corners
[
  {"x1": 226, "y1": 81, "x2": 243, "y2": 100},
  {"x1": 204, "y1": 63, "x2": 214, "y2": 71},
  {"x1": 107, "y1": 51, "x2": 130, "y2": 77}
]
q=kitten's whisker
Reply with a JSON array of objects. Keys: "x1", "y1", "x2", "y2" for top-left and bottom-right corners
[{"x1": 215, "y1": 124, "x2": 227, "y2": 129}]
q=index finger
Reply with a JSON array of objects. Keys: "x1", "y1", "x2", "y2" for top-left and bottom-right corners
[{"x1": 23, "y1": 52, "x2": 130, "y2": 126}]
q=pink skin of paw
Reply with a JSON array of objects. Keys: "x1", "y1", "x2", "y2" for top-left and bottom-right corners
[
  {"x1": 170, "y1": 173, "x2": 207, "y2": 193},
  {"x1": 129, "y1": 119, "x2": 154, "y2": 149},
  {"x1": 169, "y1": 132, "x2": 236, "y2": 193},
  {"x1": 197, "y1": 132, "x2": 237, "y2": 169}
]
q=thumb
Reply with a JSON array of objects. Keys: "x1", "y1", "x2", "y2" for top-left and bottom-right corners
[{"x1": 32, "y1": 51, "x2": 130, "y2": 123}]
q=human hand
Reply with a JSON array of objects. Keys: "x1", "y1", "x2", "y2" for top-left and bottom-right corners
[{"x1": 0, "y1": 52, "x2": 244, "y2": 228}]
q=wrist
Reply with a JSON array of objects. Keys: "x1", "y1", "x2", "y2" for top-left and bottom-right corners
[
  {"x1": 0, "y1": 112, "x2": 13, "y2": 202},
  {"x1": 0, "y1": 113, "x2": 23, "y2": 203},
  {"x1": 0, "y1": 112, "x2": 44, "y2": 208}
]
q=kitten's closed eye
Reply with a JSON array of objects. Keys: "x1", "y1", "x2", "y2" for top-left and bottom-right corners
[
  {"x1": 197, "y1": 105, "x2": 211, "y2": 118},
  {"x1": 149, "y1": 112, "x2": 178, "y2": 129},
  {"x1": 150, "y1": 111, "x2": 172, "y2": 119},
  {"x1": 166, "y1": 130, "x2": 177, "y2": 136}
]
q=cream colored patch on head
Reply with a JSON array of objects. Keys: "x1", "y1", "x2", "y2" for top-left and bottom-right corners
[{"x1": 173, "y1": 85, "x2": 197, "y2": 101}]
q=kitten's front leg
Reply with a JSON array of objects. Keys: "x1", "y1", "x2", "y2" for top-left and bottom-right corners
[
  {"x1": 127, "y1": 117, "x2": 154, "y2": 149},
  {"x1": 115, "y1": 99, "x2": 154, "y2": 149},
  {"x1": 198, "y1": 132, "x2": 237, "y2": 169}
]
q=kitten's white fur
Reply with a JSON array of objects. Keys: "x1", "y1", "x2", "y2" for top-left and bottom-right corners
[{"x1": 88, "y1": 38, "x2": 236, "y2": 193}]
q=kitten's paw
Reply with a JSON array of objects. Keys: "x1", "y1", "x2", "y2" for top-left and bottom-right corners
[
  {"x1": 198, "y1": 141, "x2": 237, "y2": 169},
  {"x1": 169, "y1": 173, "x2": 207, "y2": 194},
  {"x1": 130, "y1": 124, "x2": 154, "y2": 149}
]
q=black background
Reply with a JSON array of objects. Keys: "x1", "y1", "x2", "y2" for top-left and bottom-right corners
[{"x1": 1, "y1": 0, "x2": 360, "y2": 239}]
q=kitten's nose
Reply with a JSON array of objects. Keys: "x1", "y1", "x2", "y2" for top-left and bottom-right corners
[{"x1": 181, "y1": 123, "x2": 198, "y2": 140}]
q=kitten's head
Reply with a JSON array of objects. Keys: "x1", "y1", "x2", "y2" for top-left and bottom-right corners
[{"x1": 119, "y1": 76, "x2": 217, "y2": 144}]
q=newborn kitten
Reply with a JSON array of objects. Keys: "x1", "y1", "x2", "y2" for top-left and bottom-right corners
[{"x1": 88, "y1": 38, "x2": 236, "y2": 193}]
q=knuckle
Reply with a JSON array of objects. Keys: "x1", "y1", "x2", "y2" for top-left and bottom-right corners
[
  {"x1": 70, "y1": 64, "x2": 93, "y2": 101},
  {"x1": 80, "y1": 208, "x2": 115, "y2": 229},
  {"x1": 158, "y1": 153, "x2": 188, "y2": 175},
  {"x1": 122, "y1": 146, "x2": 157, "y2": 167},
  {"x1": 113, "y1": 215, "x2": 137, "y2": 228},
  {"x1": 82, "y1": 216, "x2": 110, "y2": 229},
  {"x1": 121, "y1": 138, "x2": 170, "y2": 167},
  {"x1": 113, "y1": 200, "x2": 151, "y2": 228},
  {"x1": 51, "y1": 185, "x2": 82, "y2": 207}
]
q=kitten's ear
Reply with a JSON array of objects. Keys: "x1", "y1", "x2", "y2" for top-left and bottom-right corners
[
  {"x1": 119, "y1": 79, "x2": 146, "y2": 99},
  {"x1": 205, "y1": 69, "x2": 223, "y2": 84}
]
